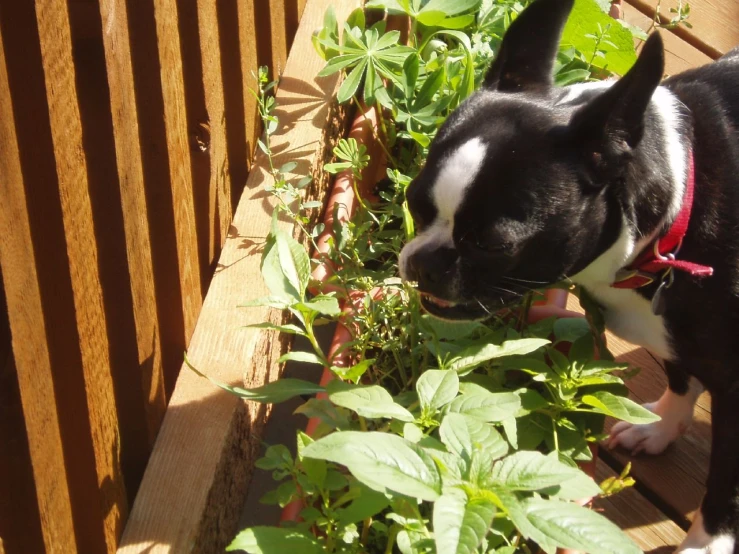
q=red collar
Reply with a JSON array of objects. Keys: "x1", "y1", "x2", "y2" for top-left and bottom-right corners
[{"x1": 612, "y1": 151, "x2": 714, "y2": 289}]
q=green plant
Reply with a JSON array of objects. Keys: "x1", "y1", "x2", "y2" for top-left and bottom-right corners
[{"x1": 189, "y1": 1, "x2": 654, "y2": 552}]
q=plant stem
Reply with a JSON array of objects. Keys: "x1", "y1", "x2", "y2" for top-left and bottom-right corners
[{"x1": 360, "y1": 517, "x2": 372, "y2": 544}]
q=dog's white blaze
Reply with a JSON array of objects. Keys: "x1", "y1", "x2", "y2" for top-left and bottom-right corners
[
  {"x1": 398, "y1": 137, "x2": 487, "y2": 282},
  {"x1": 679, "y1": 511, "x2": 736, "y2": 554},
  {"x1": 432, "y1": 137, "x2": 488, "y2": 221},
  {"x1": 571, "y1": 218, "x2": 675, "y2": 360}
]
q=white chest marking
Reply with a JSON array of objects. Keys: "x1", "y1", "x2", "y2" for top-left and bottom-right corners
[
  {"x1": 399, "y1": 138, "x2": 487, "y2": 280},
  {"x1": 571, "y1": 219, "x2": 675, "y2": 361}
]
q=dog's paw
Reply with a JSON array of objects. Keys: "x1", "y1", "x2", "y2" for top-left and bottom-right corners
[
  {"x1": 607, "y1": 398, "x2": 692, "y2": 455},
  {"x1": 677, "y1": 512, "x2": 735, "y2": 554}
]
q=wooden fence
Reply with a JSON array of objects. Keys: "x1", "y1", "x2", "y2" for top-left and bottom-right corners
[{"x1": 0, "y1": 1, "x2": 306, "y2": 552}]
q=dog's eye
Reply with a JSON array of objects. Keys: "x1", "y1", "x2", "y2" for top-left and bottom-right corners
[{"x1": 460, "y1": 230, "x2": 509, "y2": 254}]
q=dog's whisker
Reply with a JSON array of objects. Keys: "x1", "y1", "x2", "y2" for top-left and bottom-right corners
[
  {"x1": 474, "y1": 297, "x2": 492, "y2": 315},
  {"x1": 502, "y1": 276, "x2": 550, "y2": 285}
]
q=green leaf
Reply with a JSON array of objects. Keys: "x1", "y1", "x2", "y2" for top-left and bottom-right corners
[
  {"x1": 337, "y1": 484, "x2": 390, "y2": 525},
  {"x1": 420, "y1": 0, "x2": 481, "y2": 16},
  {"x1": 261, "y1": 240, "x2": 300, "y2": 303},
  {"x1": 421, "y1": 316, "x2": 483, "y2": 340},
  {"x1": 186, "y1": 356, "x2": 323, "y2": 402},
  {"x1": 327, "y1": 380, "x2": 414, "y2": 422},
  {"x1": 434, "y1": 14, "x2": 476, "y2": 29},
  {"x1": 447, "y1": 391, "x2": 521, "y2": 422},
  {"x1": 448, "y1": 339, "x2": 550, "y2": 375},
  {"x1": 303, "y1": 431, "x2": 442, "y2": 501},
  {"x1": 278, "y1": 351, "x2": 325, "y2": 366},
  {"x1": 439, "y1": 413, "x2": 508, "y2": 461},
  {"x1": 346, "y1": 7, "x2": 366, "y2": 30},
  {"x1": 561, "y1": 0, "x2": 637, "y2": 76},
  {"x1": 247, "y1": 322, "x2": 305, "y2": 335},
  {"x1": 413, "y1": 66, "x2": 445, "y2": 110},
  {"x1": 490, "y1": 451, "x2": 591, "y2": 492},
  {"x1": 553, "y1": 318, "x2": 590, "y2": 343},
  {"x1": 433, "y1": 489, "x2": 496, "y2": 554},
  {"x1": 417, "y1": 370, "x2": 459, "y2": 412},
  {"x1": 402, "y1": 53, "x2": 419, "y2": 99},
  {"x1": 333, "y1": 358, "x2": 374, "y2": 384},
  {"x1": 337, "y1": 59, "x2": 367, "y2": 103},
  {"x1": 298, "y1": 295, "x2": 342, "y2": 316},
  {"x1": 296, "y1": 432, "x2": 326, "y2": 488},
  {"x1": 227, "y1": 527, "x2": 324, "y2": 553},
  {"x1": 275, "y1": 229, "x2": 310, "y2": 301},
  {"x1": 228, "y1": 378, "x2": 324, "y2": 403},
  {"x1": 255, "y1": 444, "x2": 292, "y2": 470},
  {"x1": 408, "y1": 130, "x2": 431, "y2": 147},
  {"x1": 416, "y1": 10, "x2": 447, "y2": 26},
  {"x1": 294, "y1": 398, "x2": 350, "y2": 430},
  {"x1": 523, "y1": 498, "x2": 641, "y2": 554},
  {"x1": 555, "y1": 68, "x2": 591, "y2": 86},
  {"x1": 581, "y1": 391, "x2": 660, "y2": 424},
  {"x1": 493, "y1": 491, "x2": 558, "y2": 554}
]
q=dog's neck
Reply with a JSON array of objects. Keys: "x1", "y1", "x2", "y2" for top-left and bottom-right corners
[{"x1": 569, "y1": 82, "x2": 692, "y2": 287}]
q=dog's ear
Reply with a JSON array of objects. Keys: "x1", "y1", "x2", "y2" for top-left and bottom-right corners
[
  {"x1": 483, "y1": 0, "x2": 575, "y2": 92},
  {"x1": 569, "y1": 33, "x2": 665, "y2": 159}
]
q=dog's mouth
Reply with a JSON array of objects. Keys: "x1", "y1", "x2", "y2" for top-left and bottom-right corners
[{"x1": 419, "y1": 292, "x2": 490, "y2": 321}]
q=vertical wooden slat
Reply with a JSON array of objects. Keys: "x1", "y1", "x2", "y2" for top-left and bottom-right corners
[
  {"x1": 98, "y1": 0, "x2": 167, "y2": 448},
  {"x1": 152, "y1": 0, "x2": 204, "y2": 337},
  {"x1": 235, "y1": 0, "x2": 260, "y2": 164},
  {"x1": 33, "y1": 1, "x2": 127, "y2": 550},
  {"x1": 197, "y1": 0, "x2": 233, "y2": 255},
  {"x1": 0, "y1": 351, "x2": 45, "y2": 554},
  {"x1": 269, "y1": 0, "x2": 289, "y2": 76},
  {"x1": 215, "y1": 0, "x2": 254, "y2": 205},
  {"x1": 0, "y1": 27, "x2": 77, "y2": 554},
  {"x1": 176, "y1": 0, "x2": 232, "y2": 287}
]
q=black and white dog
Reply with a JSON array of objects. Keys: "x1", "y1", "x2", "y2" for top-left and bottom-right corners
[{"x1": 398, "y1": 0, "x2": 739, "y2": 551}]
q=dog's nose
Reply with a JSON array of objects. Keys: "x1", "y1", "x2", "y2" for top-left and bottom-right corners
[{"x1": 409, "y1": 246, "x2": 458, "y2": 290}]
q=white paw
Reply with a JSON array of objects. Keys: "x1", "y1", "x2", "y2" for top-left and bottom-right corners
[
  {"x1": 607, "y1": 400, "x2": 690, "y2": 455},
  {"x1": 677, "y1": 512, "x2": 736, "y2": 554}
]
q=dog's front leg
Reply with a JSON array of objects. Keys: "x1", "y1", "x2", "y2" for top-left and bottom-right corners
[
  {"x1": 608, "y1": 363, "x2": 701, "y2": 455},
  {"x1": 678, "y1": 390, "x2": 738, "y2": 553}
]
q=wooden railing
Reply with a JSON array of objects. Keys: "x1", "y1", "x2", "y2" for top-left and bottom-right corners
[{"x1": 0, "y1": 1, "x2": 305, "y2": 552}]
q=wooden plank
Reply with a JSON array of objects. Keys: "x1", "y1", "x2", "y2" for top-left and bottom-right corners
[
  {"x1": 196, "y1": 0, "x2": 233, "y2": 264},
  {"x1": 152, "y1": 0, "x2": 204, "y2": 339},
  {"x1": 0, "y1": 353, "x2": 45, "y2": 554},
  {"x1": 237, "y1": 0, "x2": 261, "y2": 165},
  {"x1": 215, "y1": 0, "x2": 255, "y2": 206},
  {"x1": 269, "y1": 0, "x2": 290, "y2": 77},
  {"x1": 621, "y1": 1, "x2": 713, "y2": 75},
  {"x1": 34, "y1": 1, "x2": 127, "y2": 549},
  {"x1": 98, "y1": 0, "x2": 167, "y2": 449},
  {"x1": 626, "y1": 0, "x2": 739, "y2": 59},
  {"x1": 118, "y1": 0, "x2": 356, "y2": 551},
  {"x1": 0, "y1": 24, "x2": 77, "y2": 553},
  {"x1": 566, "y1": 295, "x2": 708, "y2": 526},
  {"x1": 595, "y1": 460, "x2": 686, "y2": 550},
  {"x1": 175, "y1": 0, "x2": 231, "y2": 290}
]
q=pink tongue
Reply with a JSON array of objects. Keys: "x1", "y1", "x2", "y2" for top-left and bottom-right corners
[{"x1": 426, "y1": 294, "x2": 453, "y2": 308}]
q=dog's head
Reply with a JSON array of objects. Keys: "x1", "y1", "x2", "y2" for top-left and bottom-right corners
[{"x1": 399, "y1": 0, "x2": 666, "y2": 320}]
